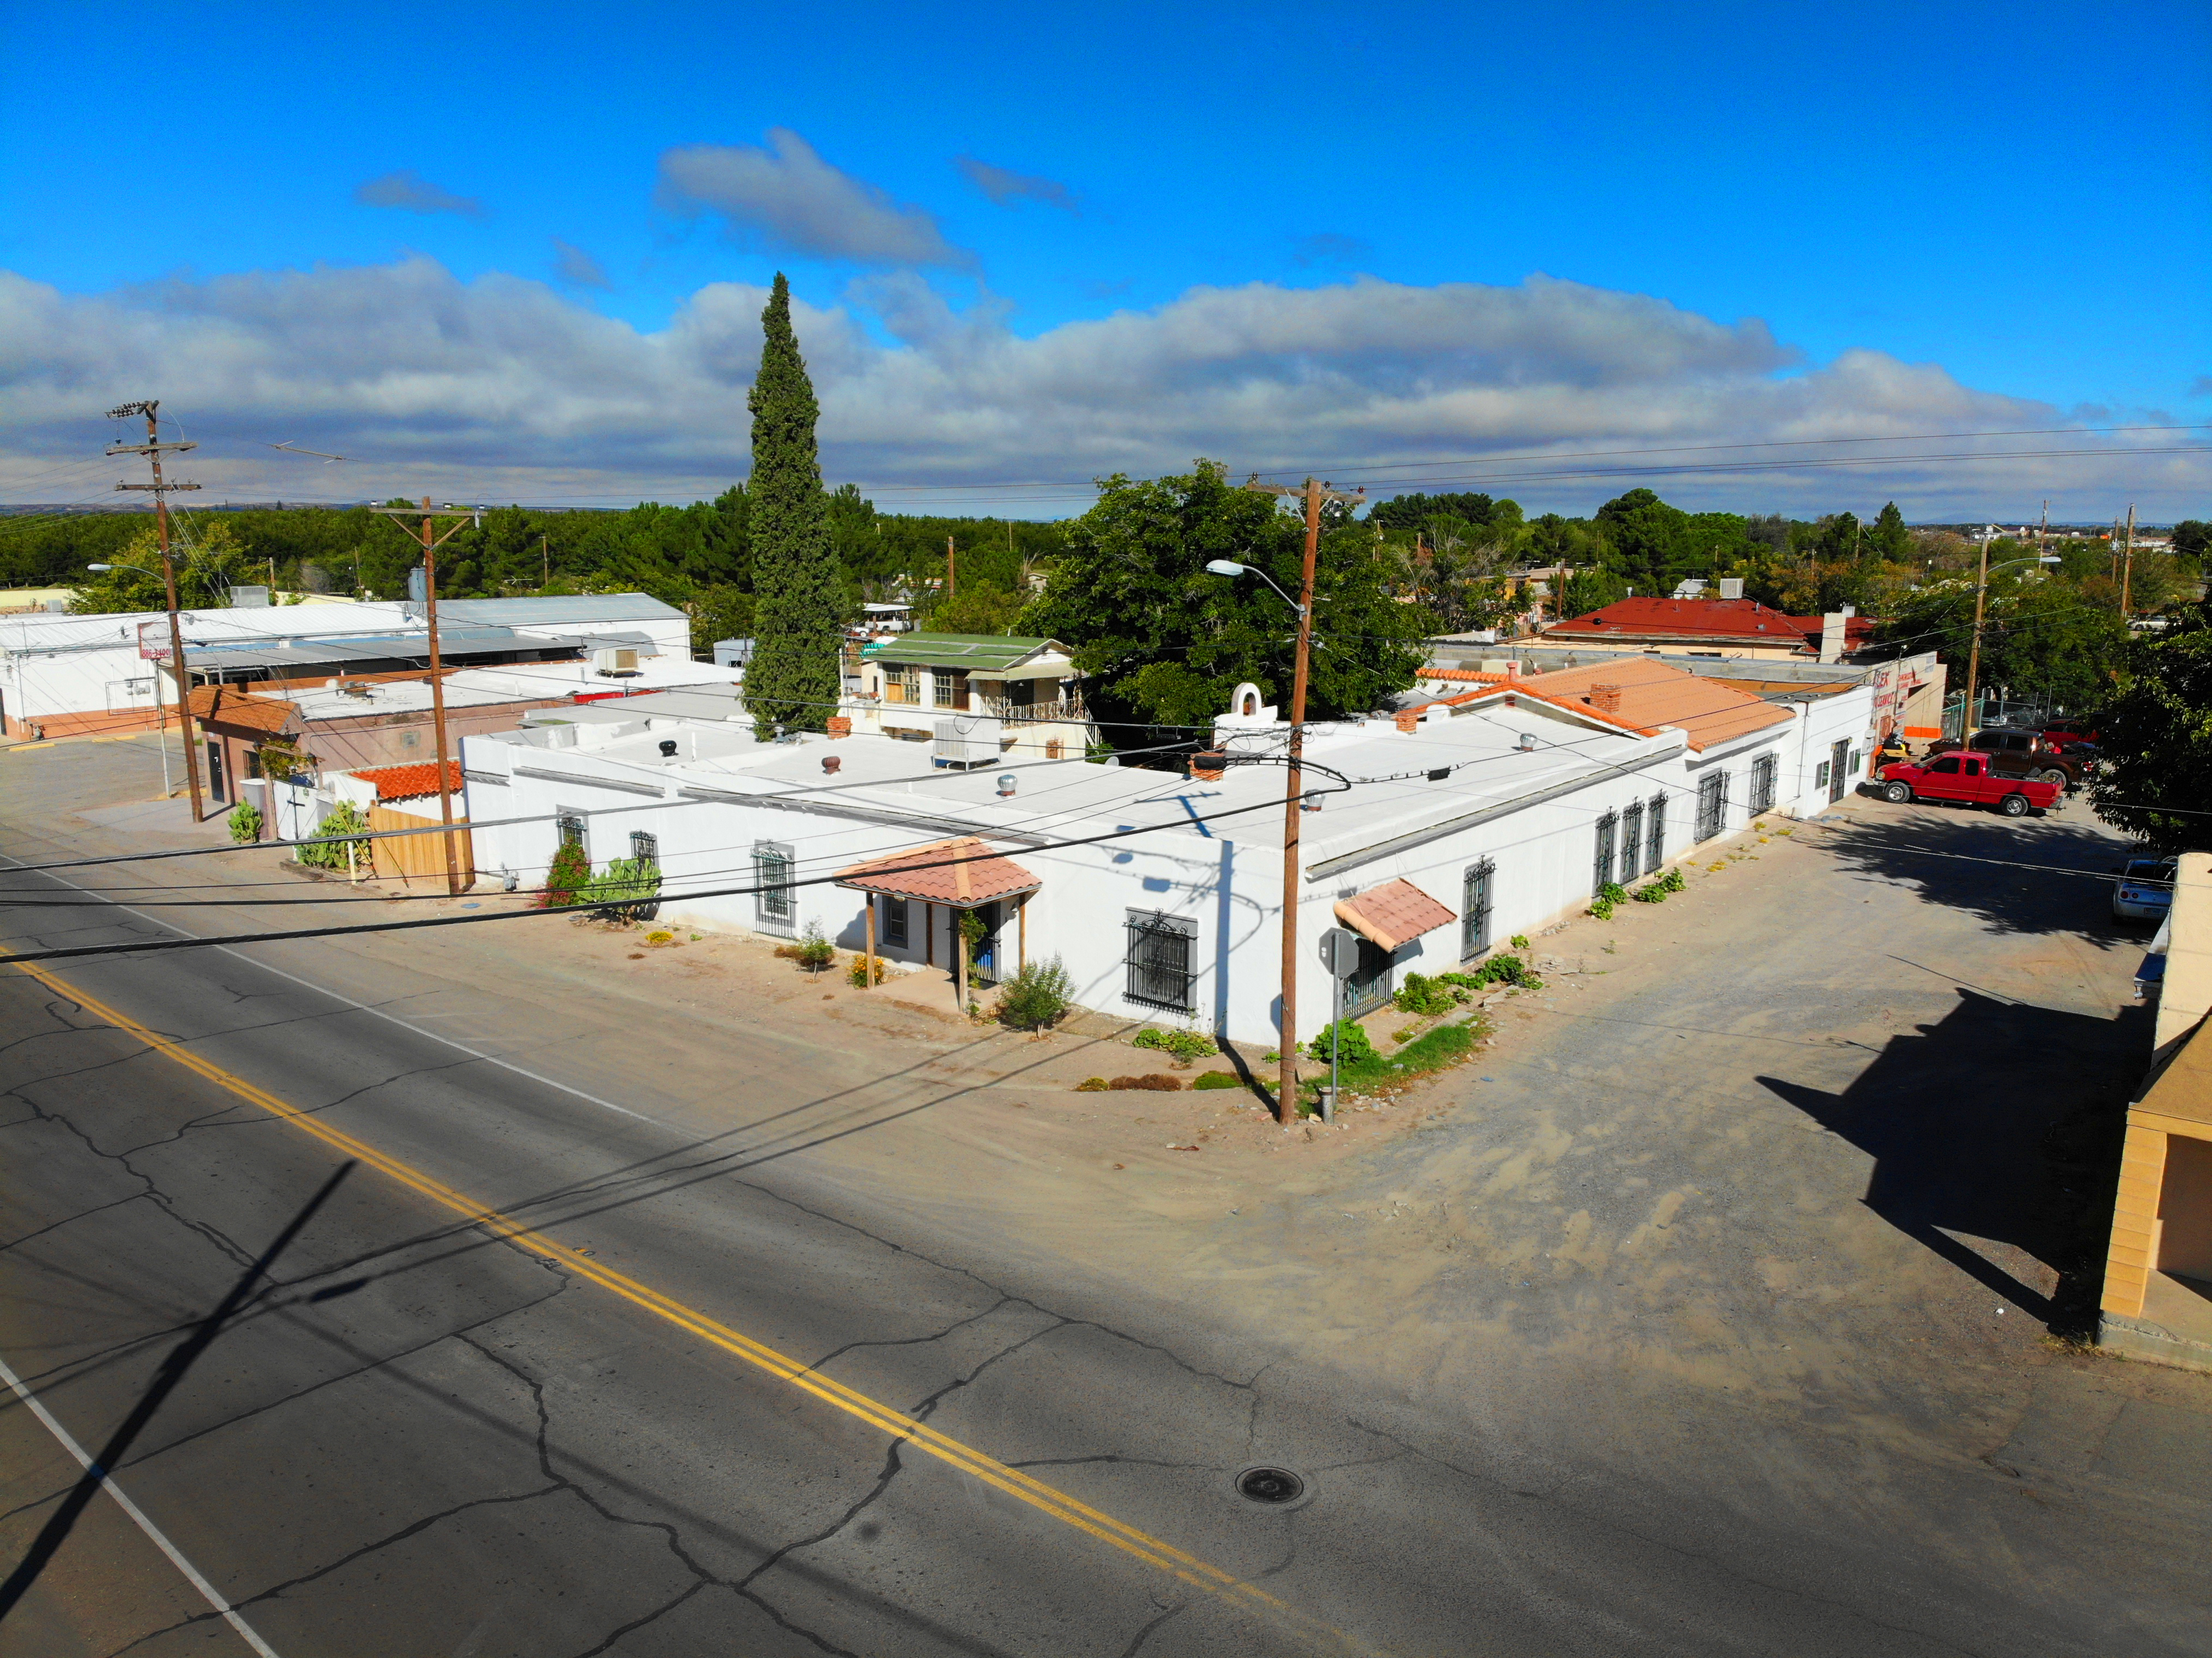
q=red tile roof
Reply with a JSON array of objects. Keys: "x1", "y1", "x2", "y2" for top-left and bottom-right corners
[
  {"x1": 1541, "y1": 597, "x2": 1876, "y2": 652},
  {"x1": 1517, "y1": 658, "x2": 1792, "y2": 752},
  {"x1": 187, "y1": 684, "x2": 300, "y2": 735},
  {"x1": 1334, "y1": 879, "x2": 1456, "y2": 953},
  {"x1": 1434, "y1": 681, "x2": 1660, "y2": 738},
  {"x1": 833, "y1": 836, "x2": 1041, "y2": 908},
  {"x1": 349, "y1": 760, "x2": 462, "y2": 802}
]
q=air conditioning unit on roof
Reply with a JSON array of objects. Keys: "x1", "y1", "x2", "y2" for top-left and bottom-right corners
[{"x1": 934, "y1": 715, "x2": 1002, "y2": 767}]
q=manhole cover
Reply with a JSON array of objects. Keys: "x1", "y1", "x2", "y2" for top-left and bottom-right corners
[{"x1": 1236, "y1": 1467, "x2": 1304, "y2": 1504}]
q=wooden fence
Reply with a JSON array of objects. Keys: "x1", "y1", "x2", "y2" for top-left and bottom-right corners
[{"x1": 369, "y1": 803, "x2": 474, "y2": 887}]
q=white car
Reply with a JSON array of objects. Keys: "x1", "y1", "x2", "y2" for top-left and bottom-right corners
[{"x1": 2113, "y1": 857, "x2": 2175, "y2": 923}]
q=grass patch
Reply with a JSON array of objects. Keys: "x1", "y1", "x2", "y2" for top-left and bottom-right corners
[
  {"x1": 1192, "y1": 1070, "x2": 1245, "y2": 1090},
  {"x1": 1303, "y1": 1020, "x2": 1482, "y2": 1106}
]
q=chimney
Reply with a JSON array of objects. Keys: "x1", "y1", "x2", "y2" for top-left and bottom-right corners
[
  {"x1": 1819, "y1": 613, "x2": 1846, "y2": 664},
  {"x1": 1394, "y1": 707, "x2": 1421, "y2": 734},
  {"x1": 1589, "y1": 683, "x2": 1623, "y2": 713},
  {"x1": 826, "y1": 715, "x2": 851, "y2": 738}
]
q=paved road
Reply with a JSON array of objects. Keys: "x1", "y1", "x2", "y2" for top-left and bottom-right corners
[{"x1": 1, "y1": 741, "x2": 2205, "y2": 1656}]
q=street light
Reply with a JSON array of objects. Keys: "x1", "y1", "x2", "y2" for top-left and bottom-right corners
[
  {"x1": 1206, "y1": 559, "x2": 1307, "y2": 618},
  {"x1": 87, "y1": 562, "x2": 157, "y2": 575},
  {"x1": 1965, "y1": 551, "x2": 2061, "y2": 736}
]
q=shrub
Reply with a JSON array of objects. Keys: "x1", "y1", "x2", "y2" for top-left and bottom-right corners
[
  {"x1": 1133, "y1": 1026, "x2": 1214, "y2": 1061},
  {"x1": 847, "y1": 954, "x2": 887, "y2": 987},
  {"x1": 1303, "y1": 1018, "x2": 1377, "y2": 1066},
  {"x1": 1075, "y1": 1076, "x2": 1110, "y2": 1091},
  {"x1": 540, "y1": 839, "x2": 591, "y2": 906},
  {"x1": 1192, "y1": 1070, "x2": 1245, "y2": 1090},
  {"x1": 1447, "y1": 953, "x2": 1539, "y2": 990},
  {"x1": 645, "y1": 929, "x2": 675, "y2": 946},
  {"x1": 1076, "y1": 1074, "x2": 1183, "y2": 1091},
  {"x1": 1392, "y1": 972, "x2": 1463, "y2": 1017},
  {"x1": 574, "y1": 854, "x2": 662, "y2": 922},
  {"x1": 1510, "y1": 934, "x2": 1531, "y2": 950},
  {"x1": 1633, "y1": 867, "x2": 1686, "y2": 903},
  {"x1": 996, "y1": 955, "x2": 1074, "y2": 1029},
  {"x1": 226, "y1": 801, "x2": 263, "y2": 844},
  {"x1": 297, "y1": 801, "x2": 369, "y2": 870},
  {"x1": 795, "y1": 921, "x2": 835, "y2": 972}
]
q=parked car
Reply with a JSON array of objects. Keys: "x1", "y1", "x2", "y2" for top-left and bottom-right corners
[
  {"x1": 2040, "y1": 717, "x2": 2101, "y2": 749},
  {"x1": 2112, "y1": 856, "x2": 2176, "y2": 922},
  {"x1": 1874, "y1": 750, "x2": 2063, "y2": 816},
  {"x1": 1926, "y1": 727, "x2": 2084, "y2": 787}
]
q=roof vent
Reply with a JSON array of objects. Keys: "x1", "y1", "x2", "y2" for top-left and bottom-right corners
[
  {"x1": 1517, "y1": 732, "x2": 1538, "y2": 752},
  {"x1": 658, "y1": 738, "x2": 677, "y2": 758},
  {"x1": 1426, "y1": 767, "x2": 1450, "y2": 781},
  {"x1": 996, "y1": 772, "x2": 1017, "y2": 796},
  {"x1": 822, "y1": 754, "x2": 842, "y2": 774}
]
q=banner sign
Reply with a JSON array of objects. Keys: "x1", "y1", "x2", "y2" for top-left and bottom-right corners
[{"x1": 136, "y1": 621, "x2": 171, "y2": 662}]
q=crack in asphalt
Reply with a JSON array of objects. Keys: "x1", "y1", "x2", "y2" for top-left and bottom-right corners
[{"x1": 1116, "y1": 1601, "x2": 1187, "y2": 1656}]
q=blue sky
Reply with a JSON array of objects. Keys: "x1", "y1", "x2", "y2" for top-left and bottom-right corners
[{"x1": 2, "y1": 0, "x2": 2206, "y2": 520}]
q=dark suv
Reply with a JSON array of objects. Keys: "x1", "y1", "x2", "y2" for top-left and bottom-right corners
[{"x1": 1927, "y1": 728, "x2": 2083, "y2": 788}]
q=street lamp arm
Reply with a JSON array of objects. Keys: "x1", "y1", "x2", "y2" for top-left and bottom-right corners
[{"x1": 1204, "y1": 560, "x2": 1307, "y2": 617}]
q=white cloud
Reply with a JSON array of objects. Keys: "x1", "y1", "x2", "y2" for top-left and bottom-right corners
[
  {"x1": 1, "y1": 257, "x2": 2198, "y2": 520},
  {"x1": 657, "y1": 130, "x2": 972, "y2": 269},
  {"x1": 353, "y1": 170, "x2": 485, "y2": 219},
  {"x1": 955, "y1": 155, "x2": 1078, "y2": 213}
]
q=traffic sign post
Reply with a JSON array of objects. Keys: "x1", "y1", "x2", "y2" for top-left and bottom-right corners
[{"x1": 1317, "y1": 927, "x2": 1360, "y2": 1124}]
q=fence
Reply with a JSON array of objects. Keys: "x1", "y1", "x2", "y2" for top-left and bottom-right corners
[{"x1": 369, "y1": 803, "x2": 474, "y2": 887}]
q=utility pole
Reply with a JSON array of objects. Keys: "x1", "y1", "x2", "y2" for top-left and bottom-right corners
[
  {"x1": 370, "y1": 497, "x2": 482, "y2": 895},
  {"x1": 1964, "y1": 533, "x2": 1991, "y2": 737},
  {"x1": 2121, "y1": 503, "x2": 2137, "y2": 617},
  {"x1": 2037, "y1": 500, "x2": 2048, "y2": 563},
  {"x1": 106, "y1": 401, "x2": 206, "y2": 822},
  {"x1": 1242, "y1": 476, "x2": 1365, "y2": 1124},
  {"x1": 946, "y1": 534, "x2": 956, "y2": 600},
  {"x1": 541, "y1": 533, "x2": 550, "y2": 586}
]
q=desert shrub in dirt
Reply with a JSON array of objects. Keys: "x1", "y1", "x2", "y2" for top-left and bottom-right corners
[
  {"x1": 996, "y1": 956, "x2": 1074, "y2": 1029},
  {"x1": 1111, "y1": 1074, "x2": 1183, "y2": 1091},
  {"x1": 1075, "y1": 1077, "x2": 1110, "y2": 1091},
  {"x1": 540, "y1": 839, "x2": 591, "y2": 906},
  {"x1": 1633, "y1": 868, "x2": 1686, "y2": 903},
  {"x1": 1392, "y1": 972, "x2": 1463, "y2": 1017},
  {"x1": 297, "y1": 802, "x2": 369, "y2": 871},
  {"x1": 1303, "y1": 1019, "x2": 1377, "y2": 1067},
  {"x1": 226, "y1": 801, "x2": 262, "y2": 844},
  {"x1": 795, "y1": 921, "x2": 835, "y2": 972},
  {"x1": 1192, "y1": 1070, "x2": 1245, "y2": 1090},
  {"x1": 1132, "y1": 1026, "x2": 1214, "y2": 1061}
]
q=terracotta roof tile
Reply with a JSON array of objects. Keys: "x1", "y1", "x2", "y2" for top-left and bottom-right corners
[
  {"x1": 349, "y1": 760, "x2": 463, "y2": 802},
  {"x1": 1334, "y1": 879, "x2": 1455, "y2": 953},
  {"x1": 1541, "y1": 596, "x2": 1876, "y2": 652},
  {"x1": 1516, "y1": 658, "x2": 1792, "y2": 751},
  {"x1": 833, "y1": 836, "x2": 1040, "y2": 908}
]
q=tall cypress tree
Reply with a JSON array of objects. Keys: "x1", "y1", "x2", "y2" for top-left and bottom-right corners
[{"x1": 743, "y1": 273, "x2": 844, "y2": 735}]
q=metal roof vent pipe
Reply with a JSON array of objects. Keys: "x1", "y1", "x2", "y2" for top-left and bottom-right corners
[
  {"x1": 658, "y1": 738, "x2": 678, "y2": 758},
  {"x1": 1517, "y1": 732, "x2": 1538, "y2": 752},
  {"x1": 996, "y1": 772, "x2": 1017, "y2": 796},
  {"x1": 823, "y1": 754, "x2": 843, "y2": 775}
]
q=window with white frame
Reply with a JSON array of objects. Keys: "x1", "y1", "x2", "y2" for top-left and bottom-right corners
[
  {"x1": 1461, "y1": 860, "x2": 1494, "y2": 959},
  {"x1": 1696, "y1": 771, "x2": 1726, "y2": 842},
  {"x1": 753, "y1": 840, "x2": 796, "y2": 935},
  {"x1": 556, "y1": 808, "x2": 587, "y2": 852},
  {"x1": 1125, "y1": 910, "x2": 1195, "y2": 1012},
  {"x1": 1749, "y1": 753, "x2": 1777, "y2": 815}
]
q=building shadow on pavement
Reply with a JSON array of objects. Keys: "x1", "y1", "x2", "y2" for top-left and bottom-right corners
[
  {"x1": 1759, "y1": 989, "x2": 2147, "y2": 1336},
  {"x1": 1823, "y1": 800, "x2": 2151, "y2": 947}
]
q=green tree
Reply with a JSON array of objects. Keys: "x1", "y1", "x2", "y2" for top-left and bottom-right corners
[
  {"x1": 743, "y1": 273, "x2": 846, "y2": 735},
  {"x1": 930, "y1": 579, "x2": 1027, "y2": 634},
  {"x1": 70, "y1": 519, "x2": 253, "y2": 613},
  {"x1": 2089, "y1": 599, "x2": 2212, "y2": 851},
  {"x1": 1594, "y1": 488, "x2": 1691, "y2": 592},
  {"x1": 1024, "y1": 462, "x2": 1427, "y2": 736},
  {"x1": 2169, "y1": 520, "x2": 2210, "y2": 567},
  {"x1": 1868, "y1": 502, "x2": 1912, "y2": 562}
]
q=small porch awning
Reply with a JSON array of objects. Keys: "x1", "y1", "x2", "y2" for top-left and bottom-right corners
[
  {"x1": 833, "y1": 836, "x2": 1041, "y2": 909},
  {"x1": 1333, "y1": 878, "x2": 1455, "y2": 953}
]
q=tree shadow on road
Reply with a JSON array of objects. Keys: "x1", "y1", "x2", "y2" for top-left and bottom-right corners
[
  {"x1": 1817, "y1": 798, "x2": 2154, "y2": 948},
  {"x1": 1758, "y1": 988, "x2": 2144, "y2": 1338}
]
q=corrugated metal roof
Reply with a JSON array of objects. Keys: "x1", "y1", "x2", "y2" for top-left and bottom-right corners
[
  {"x1": 859, "y1": 634, "x2": 1068, "y2": 672},
  {"x1": 435, "y1": 594, "x2": 684, "y2": 626}
]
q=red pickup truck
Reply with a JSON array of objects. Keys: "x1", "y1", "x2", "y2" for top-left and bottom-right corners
[{"x1": 1875, "y1": 751, "x2": 2061, "y2": 817}]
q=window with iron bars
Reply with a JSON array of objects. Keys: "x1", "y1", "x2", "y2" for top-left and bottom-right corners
[
  {"x1": 1749, "y1": 753, "x2": 1777, "y2": 815},
  {"x1": 1592, "y1": 810, "x2": 1618, "y2": 897},
  {"x1": 556, "y1": 809, "x2": 586, "y2": 852},
  {"x1": 1461, "y1": 858, "x2": 1494, "y2": 959},
  {"x1": 1696, "y1": 771, "x2": 1726, "y2": 842},
  {"x1": 1621, "y1": 798, "x2": 1644, "y2": 880},
  {"x1": 1646, "y1": 792, "x2": 1666, "y2": 872},
  {"x1": 753, "y1": 840, "x2": 796, "y2": 936},
  {"x1": 1124, "y1": 910, "x2": 1196, "y2": 1012},
  {"x1": 630, "y1": 830, "x2": 658, "y2": 866}
]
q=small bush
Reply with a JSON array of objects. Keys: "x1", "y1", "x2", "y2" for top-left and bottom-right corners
[
  {"x1": 794, "y1": 922, "x2": 836, "y2": 972},
  {"x1": 1133, "y1": 1026, "x2": 1214, "y2": 1061},
  {"x1": 1192, "y1": 1070, "x2": 1245, "y2": 1090},
  {"x1": 1075, "y1": 1076, "x2": 1110, "y2": 1091},
  {"x1": 1077, "y1": 1074, "x2": 1183, "y2": 1091},
  {"x1": 1633, "y1": 867, "x2": 1686, "y2": 903},
  {"x1": 297, "y1": 801, "x2": 370, "y2": 870},
  {"x1": 645, "y1": 929, "x2": 675, "y2": 945},
  {"x1": 1589, "y1": 896, "x2": 1616, "y2": 920},
  {"x1": 540, "y1": 839, "x2": 591, "y2": 906},
  {"x1": 1392, "y1": 971, "x2": 1463, "y2": 1017},
  {"x1": 226, "y1": 801, "x2": 263, "y2": 844},
  {"x1": 1303, "y1": 1019, "x2": 1377, "y2": 1067},
  {"x1": 847, "y1": 954, "x2": 888, "y2": 987},
  {"x1": 1447, "y1": 953, "x2": 1538, "y2": 990},
  {"x1": 574, "y1": 854, "x2": 662, "y2": 922},
  {"x1": 1510, "y1": 934, "x2": 1531, "y2": 950},
  {"x1": 996, "y1": 955, "x2": 1074, "y2": 1029}
]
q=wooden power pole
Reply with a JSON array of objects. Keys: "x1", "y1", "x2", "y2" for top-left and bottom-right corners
[
  {"x1": 106, "y1": 401, "x2": 207, "y2": 822},
  {"x1": 946, "y1": 534, "x2": 956, "y2": 601},
  {"x1": 370, "y1": 497, "x2": 482, "y2": 896},
  {"x1": 1242, "y1": 476, "x2": 1365, "y2": 1124},
  {"x1": 2121, "y1": 503, "x2": 2137, "y2": 617}
]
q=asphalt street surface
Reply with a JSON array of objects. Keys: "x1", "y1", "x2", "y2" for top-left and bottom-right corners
[{"x1": 1, "y1": 743, "x2": 2205, "y2": 1656}]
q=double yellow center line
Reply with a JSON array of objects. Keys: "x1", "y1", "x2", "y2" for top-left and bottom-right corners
[{"x1": 7, "y1": 955, "x2": 1357, "y2": 1653}]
